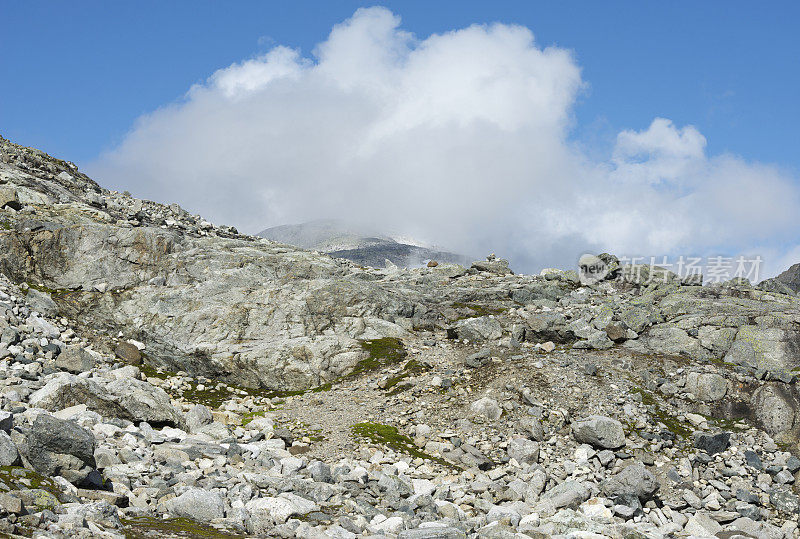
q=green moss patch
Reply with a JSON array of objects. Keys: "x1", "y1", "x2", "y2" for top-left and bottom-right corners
[
  {"x1": 0, "y1": 220, "x2": 11, "y2": 230},
  {"x1": 25, "y1": 281, "x2": 74, "y2": 298},
  {"x1": 384, "y1": 359, "x2": 428, "y2": 391},
  {"x1": 630, "y1": 387, "x2": 692, "y2": 439},
  {"x1": 122, "y1": 516, "x2": 244, "y2": 538},
  {"x1": 351, "y1": 422, "x2": 458, "y2": 469},
  {"x1": 353, "y1": 338, "x2": 407, "y2": 376},
  {"x1": 139, "y1": 360, "x2": 177, "y2": 381},
  {"x1": 180, "y1": 383, "x2": 236, "y2": 409},
  {"x1": 0, "y1": 466, "x2": 63, "y2": 501}
]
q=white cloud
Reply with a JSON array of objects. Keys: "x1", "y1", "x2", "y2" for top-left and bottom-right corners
[{"x1": 88, "y1": 7, "x2": 800, "y2": 276}]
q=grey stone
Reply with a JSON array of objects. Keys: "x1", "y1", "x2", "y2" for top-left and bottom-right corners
[
  {"x1": 541, "y1": 480, "x2": 590, "y2": 509},
  {"x1": 602, "y1": 462, "x2": 658, "y2": 501},
  {"x1": 25, "y1": 413, "x2": 96, "y2": 484},
  {"x1": 0, "y1": 492, "x2": 23, "y2": 515},
  {"x1": 0, "y1": 410, "x2": 12, "y2": 433},
  {"x1": 517, "y1": 416, "x2": 545, "y2": 442},
  {"x1": 506, "y1": 437, "x2": 539, "y2": 465},
  {"x1": 774, "y1": 262, "x2": 800, "y2": 293},
  {"x1": 166, "y1": 488, "x2": 224, "y2": 522},
  {"x1": 685, "y1": 372, "x2": 727, "y2": 401},
  {"x1": 770, "y1": 490, "x2": 800, "y2": 514},
  {"x1": 465, "y1": 348, "x2": 491, "y2": 368},
  {"x1": 25, "y1": 288, "x2": 59, "y2": 317},
  {"x1": 29, "y1": 372, "x2": 184, "y2": 427},
  {"x1": 724, "y1": 326, "x2": 800, "y2": 371},
  {"x1": 744, "y1": 450, "x2": 763, "y2": 470},
  {"x1": 471, "y1": 397, "x2": 502, "y2": 421},
  {"x1": 0, "y1": 186, "x2": 21, "y2": 210},
  {"x1": 751, "y1": 384, "x2": 796, "y2": 439},
  {"x1": 55, "y1": 346, "x2": 96, "y2": 374},
  {"x1": 398, "y1": 528, "x2": 466, "y2": 539},
  {"x1": 571, "y1": 415, "x2": 626, "y2": 449},
  {"x1": 471, "y1": 257, "x2": 512, "y2": 275},
  {"x1": 0, "y1": 431, "x2": 20, "y2": 466},
  {"x1": 185, "y1": 404, "x2": 213, "y2": 432},
  {"x1": 114, "y1": 342, "x2": 141, "y2": 365},
  {"x1": 693, "y1": 431, "x2": 730, "y2": 456},
  {"x1": 308, "y1": 461, "x2": 332, "y2": 483},
  {"x1": 453, "y1": 317, "x2": 502, "y2": 342}
]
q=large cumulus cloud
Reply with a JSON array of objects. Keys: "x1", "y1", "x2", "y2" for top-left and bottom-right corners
[{"x1": 88, "y1": 7, "x2": 800, "y2": 276}]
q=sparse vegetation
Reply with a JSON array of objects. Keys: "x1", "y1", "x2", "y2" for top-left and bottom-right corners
[
  {"x1": 353, "y1": 337, "x2": 407, "y2": 375},
  {"x1": 351, "y1": 422, "x2": 458, "y2": 469},
  {"x1": 384, "y1": 358, "x2": 428, "y2": 391},
  {"x1": 122, "y1": 516, "x2": 244, "y2": 538},
  {"x1": 630, "y1": 386, "x2": 693, "y2": 439}
]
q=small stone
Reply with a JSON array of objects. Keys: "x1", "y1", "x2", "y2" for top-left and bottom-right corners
[
  {"x1": 465, "y1": 348, "x2": 491, "y2": 368},
  {"x1": 744, "y1": 450, "x2": 763, "y2": 470},
  {"x1": 470, "y1": 397, "x2": 502, "y2": 421},
  {"x1": 114, "y1": 342, "x2": 141, "y2": 365},
  {"x1": 693, "y1": 431, "x2": 730, "y2": 456},
  {"x1": 0, "y1": 411, "x2": 12, "y2": 433},
  {"x1": 0, "y1": 493, "x2": 23, "y2": 515},
  {"x1": 572, "y1": 415, "x2": 626, "y2": 449},
  {"x1": 507, "y1": 437, "x2": 539, "y2": 465},
  {"x1": 0, "y1": 432, "x2": 20, "y2": 466}
]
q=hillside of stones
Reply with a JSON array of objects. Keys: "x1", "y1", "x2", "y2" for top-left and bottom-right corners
[{"x1": 2, "y1": 134, "x2": 800, "y2": 537}]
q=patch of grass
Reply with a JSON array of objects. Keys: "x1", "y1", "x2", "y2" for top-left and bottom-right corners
[
  {"x1": 630, "y1": 386, "x2": 693, "y2": 440},
  {"x1": 25, "y1": 281, "x2": 73, "y2": 298},
  {"x1": 708, "y1": 357, "x2": 738, "y2": 368},
  {"x1": 384, "y1": 359, "x2": 428, "y2": 391},
  {"x1": 240, "y1": 410, "x2": 266, "y2": 426},
  {"x1": 700, "y1": 413, "x2": 749, "y2": 433},
  {"x1": 139, "y1": 360, "x2": 177, "y2": 380},
  {"x1": 387, "y1": 383, "x2": 414, "y2": 396},
  {"x1": 351, "y1": 422, "x2": 459, "y2": 470},
  {"x1": 0, "y1": 466, "x2": 63, "y2": 501},
  {"x1": 181, "y1": 383, "x2": 236, "y2": 409},
  {"x1": 122, "y1": 516, "x2": 244, "y2": 538},
  {"x1": 0, "y1": 220, "x2": 11, "y2": 230},
  {"x1": 353, "y1": 337, "x2": 407, "y2": 375}
]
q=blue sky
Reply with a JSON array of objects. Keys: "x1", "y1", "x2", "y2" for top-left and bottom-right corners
[
  {"x1": 2, "y1": 1, "x2": 798, "y2": 169},
  {"x1": 2, "y1": 2, "x2": 800, "y2": 275}
]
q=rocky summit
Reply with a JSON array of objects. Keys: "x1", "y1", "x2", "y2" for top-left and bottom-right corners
[{"x1": 1, "y1": 134, "x2": 800, "y2": 537}]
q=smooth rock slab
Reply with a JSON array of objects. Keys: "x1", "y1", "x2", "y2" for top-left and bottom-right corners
[
  {"x1": 398, "y1": 527, "x2": 466, "y2": 539},
  {"x1": 571, "y1": 415, "x2": 626, "y2": 449},
  {"x1": 165, "y1": 488, "x2": 224, "y2": 522},
  {"x1": 685, "y1": 372, "x2": 727, "y2": 401},
  {"x1": 0, "y1": 431, "x2": 20, "y2": 466}
]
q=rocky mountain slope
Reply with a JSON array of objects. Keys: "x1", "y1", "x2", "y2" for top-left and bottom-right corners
[
  {"x1": 2, "y1": 134, "x2": 800, "y2": 537},
  {"x1": 258, "y1": 220, "x2": 471, "y2": 269}
]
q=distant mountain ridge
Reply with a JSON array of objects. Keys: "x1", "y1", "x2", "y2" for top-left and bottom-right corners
[{"x1": 257, "y1": 219, "x2": 471, "y2": 268}]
